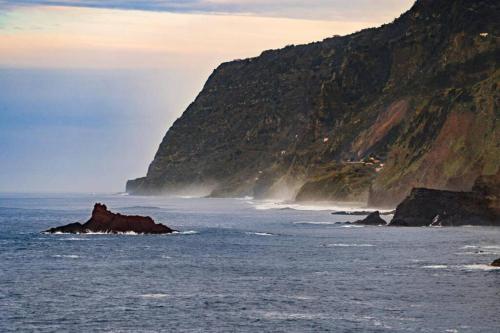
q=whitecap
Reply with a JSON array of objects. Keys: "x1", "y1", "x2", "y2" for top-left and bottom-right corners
[
  {"x1": 253, "y1": 200, "x2": 366, "y2": 212},
  {"x1": 252, "y1": 199, "x2": 395, "y2": 213},
  {"x1": 52, "y1": 254, "x2": 80, "y2": 259},
  {"x1": 459, "y1": 245, "x2": 500, "y2": 254},
  {"x1": 459, "y1": 264, "x2": 500, "y2": 271},
  {"x1": 461, "y1": 245, "x2": 478, "y2": 249},
  {"x1": 326, "y1": 243, "x2": 374, "y2": 247},
  {"x1": 172, "y1": 230, "x2": 198, "y2": 235},
  {"x1": 246, "y1": 232, "x2": 274, "y2": 236},
  {"x1": 140, "y1": 294, "x2": 169, "y2": 299},
  {"x1": 237, "y1": 196, "x2": 254, "y2": 200},
  {"x1": 255, "y1": 311, "x2": 324, "y2": 320},
  {"x1": 287, "y1": 295, "x2": 315, "y2": 300},
  {"x1": 293, "y1": 221, "x2": 339, "y2": 225},
  {"x1": 79, "y1": 231, "x2": 109, "y2": 235},
  {"x1": 422, "y1": 265, "x2": 448, "y2": 269},
  {"x1": 61, "y1": 237, "x2": 89, "y2": 241},
  {"x1": 454, "y1": 252, "x2": 488, "y2": 256},
  {"x1": 340, "y1": 224, "x2": 364, "y2": 228},
  {"x1": 120, "y1": 231, "x2": 140, "y2": 235}
]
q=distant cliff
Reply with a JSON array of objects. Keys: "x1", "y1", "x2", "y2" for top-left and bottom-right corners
[{"x1": 127, "y1": 0, "x2": 499, "y2": 207}]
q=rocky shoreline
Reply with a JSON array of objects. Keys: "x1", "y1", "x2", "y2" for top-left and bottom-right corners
[
  {"x1": 353, "y1": 171, "x2": 499, "y2": 227},
  {"x1": 45, "y1": 203, "x2": 175, "y2": 234}
]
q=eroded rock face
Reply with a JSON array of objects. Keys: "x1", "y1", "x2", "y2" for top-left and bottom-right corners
[
  {"x1": 353, "y1": 211, "x2": 387, "y2": 226},
  {"x1": 127, "y1": 0, "x2": 499, "y2": 206},
  {"x1": 389, "y1": 171, "x2": 500, "y2": 227},
  {"x1": 45, "y1": 203, "x2": 175, "y2": 234}
]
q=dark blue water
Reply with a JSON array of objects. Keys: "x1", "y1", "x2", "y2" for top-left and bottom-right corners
[{"x1": 1, "y1": 193, "x2": 500, "y2": 332}]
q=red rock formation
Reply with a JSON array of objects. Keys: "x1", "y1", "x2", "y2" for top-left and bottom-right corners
[{"x1": 46, "y1": 203, "x2": 175, "y2": 234}]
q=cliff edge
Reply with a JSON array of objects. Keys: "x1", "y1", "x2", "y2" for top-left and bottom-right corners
[{"x1": 128, "y1": 0, "x2": 499, "y2": 206}]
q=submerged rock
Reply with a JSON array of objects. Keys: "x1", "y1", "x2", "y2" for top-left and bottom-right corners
[
  {"x1": 491, "y1": 258, "x2": 500, "y2": 267},
  {"x1": 389, "y1": 171, "x2": 500, "y2": 227},
  {"x1": 353, "y1": 211, "x2": 387, "y2": 226},
  {"x1": 45, "y1": 203, "x2": 175, "y2": 234}
]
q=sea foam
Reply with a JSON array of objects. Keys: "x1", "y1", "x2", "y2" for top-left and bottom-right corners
[{"x1": 245, "y1": 232, "x2": 274, "y2": 236}]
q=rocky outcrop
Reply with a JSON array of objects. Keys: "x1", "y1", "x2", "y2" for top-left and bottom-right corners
[
  {"x1": 353, "y1": 211, "x2": 387, "y2": 226},
  {"x1": 389, "y1": 170, "x2": 500, "y2": 226},
  {"x1": 45, "y1": 203, "x2": 175, "y2": 234},
  {"x1": 491, "y1": 258, "x2": 500, "y2": 267},
  {"x1": 128, "y1": 0, "x2": 499, "y2": 206}
]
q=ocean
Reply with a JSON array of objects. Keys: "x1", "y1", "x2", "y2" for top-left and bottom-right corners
[{"x1": 1, "y1": 193, "x2": 499, "y2": 332}]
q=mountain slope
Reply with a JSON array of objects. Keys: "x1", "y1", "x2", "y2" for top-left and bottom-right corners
[{"x1": 127, "y1": 0, "x2": 499, "y2": 207}]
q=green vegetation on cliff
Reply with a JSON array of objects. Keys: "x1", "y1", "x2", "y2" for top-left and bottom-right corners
[{"x1": 128, "y1": 0, "x2": 499, "y2": 207}]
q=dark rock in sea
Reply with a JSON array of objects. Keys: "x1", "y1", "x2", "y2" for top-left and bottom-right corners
[
  {"x1": 45, "y1": 203, "x2": 175, "y2": 234},
  {"x1": 491, "y1": 258, "x2": 500, "y2": 267},
  {"x1": 127, "y1": 0, "x2": 499, "y2": 207},
  {"x1": 353, "y1": 211, "x2": 387, "y2": 226},
  {"x1": 389, "y1": 171, "x2": 500, "y2": 227}
]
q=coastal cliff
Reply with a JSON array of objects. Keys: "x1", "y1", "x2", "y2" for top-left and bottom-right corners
[{"x1": 127, "y1": 0, "x2": 499, "y2": 206}]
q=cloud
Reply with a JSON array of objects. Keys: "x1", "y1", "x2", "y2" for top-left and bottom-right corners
[
  {"x1": 2, "y1": 0, "x2": 415, "y2": 22},
  {"x1": 0, "y1": 5, "x2": 378, "y2": 69}
]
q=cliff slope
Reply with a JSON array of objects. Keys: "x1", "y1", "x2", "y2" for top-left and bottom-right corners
[{"x1": 127, "y1": 0, "x2": 499, "y2": 206}]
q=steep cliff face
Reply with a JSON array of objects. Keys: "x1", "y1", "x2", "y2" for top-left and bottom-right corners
[{"x1": 127, "y1": 0, "x2": 499, "y2": 206}]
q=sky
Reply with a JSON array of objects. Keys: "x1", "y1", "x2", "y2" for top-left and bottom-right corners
[{"x1": 0, "y1": 0, "x2": 415, "y2": 193}]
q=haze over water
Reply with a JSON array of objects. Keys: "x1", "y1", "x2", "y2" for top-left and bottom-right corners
[{"x1": 1, "y1": 193, "x2": 500, "y2": 332}]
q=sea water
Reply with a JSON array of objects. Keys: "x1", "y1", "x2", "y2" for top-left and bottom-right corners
[{"x1": 1, "y1": 193, "x2": 499, "y2": 332}]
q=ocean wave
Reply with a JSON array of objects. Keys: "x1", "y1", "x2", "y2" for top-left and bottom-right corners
[
  {"x1": 459, "y1": 264, "x2": 500, "y2": 271},
  {"x1": 422, "y1": 265, "x2": 449, "y2": 269},
  {"x1": 250, "y1": 199, "x2": 394, "y2": 213},
  {"x1": 252, "y1": 200, "x2": 366, "y2": 212},
  {"x1": 461, "y1": 245, "x2": 478, "y2": 249},
  {"x1": 82, "y1": 231, "x2": 140, "y2": 235},
  {"x1": 61, "y1": 237, "x2": 89, "y2": 241},
  {"x1": 49, "y1": 230, "x2": 149, "y2": 235},
  {"x1": 340, "y1": 224, "x2": 364, "y2": 228},
  {"x1": 236, "y1": 196, "x2": 254, "y2": 200},
  {"x1": 172, "y1": 230, "x2": 198, "y2": 235},
  {"x1": 252, "y1": 310, "x2": 325, "y2": 320},
  {"x1": 422, "y1": 264, "x2": 500, "y2": 271},
  {"x1": 245, "y1": 232, "x2": 274, "y2": 236},
  {"x1": 121, "y1": 206, "x2": 162, "y2": 210},
  {"x1": 52, "y1": 254, "x2": 80, "y2": 259},
  {"x1": 459, "y1": 245, "x2": 500, "y2": 254},
  {"x1": 326, "y1": 243, "x2": 374, "y2": 247},
  {"x1": 293, "y1": 221, "x2": 340, "y2": 225},
  {"x1": 286, "y1": 295, "x2": 315, "y2": 301},
  {"x1": 139, "y1": 294, "x2": 169, "y2": 299}
]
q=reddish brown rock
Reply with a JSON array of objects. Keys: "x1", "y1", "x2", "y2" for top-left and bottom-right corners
[{"x1": 46, "y1": 203, "x2": 175, "y2": 234}]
